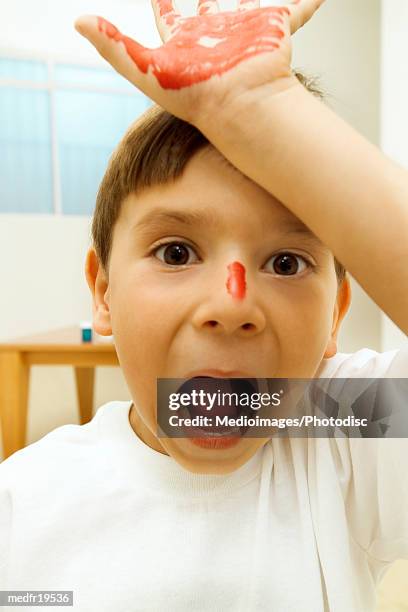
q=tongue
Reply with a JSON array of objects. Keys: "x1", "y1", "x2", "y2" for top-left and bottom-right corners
[{"x1": 177, "y1": 377, "x2": 258, "y2": 419}]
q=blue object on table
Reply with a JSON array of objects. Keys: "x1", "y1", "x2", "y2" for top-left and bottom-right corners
[{"x1": 80, "y1": 321, "x2": 93, "y2": 343}]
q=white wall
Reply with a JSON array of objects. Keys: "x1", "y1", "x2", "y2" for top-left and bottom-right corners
[
  {"x1": 0, "y1": 215, "x2": 92, "y2": 338},
  {"x1": 0, "y1": 0, "x2": 391, "y2": 456},
  {"x1": 0, "y1": 0, "x2": 161, "y2": 60}
]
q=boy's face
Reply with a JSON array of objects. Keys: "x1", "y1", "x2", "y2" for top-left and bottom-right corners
[{"x1": 86, "y1": 146, "x2": 351, "y2": 474}]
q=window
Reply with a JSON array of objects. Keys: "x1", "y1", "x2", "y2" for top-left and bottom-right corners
[{"x1": 0, "y1": 57, "x2": 151, "y2": 215}]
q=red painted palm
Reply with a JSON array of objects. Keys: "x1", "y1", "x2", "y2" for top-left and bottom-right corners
[{"x1": 75, "y1": 0, "x2": 324, "y2": 121}]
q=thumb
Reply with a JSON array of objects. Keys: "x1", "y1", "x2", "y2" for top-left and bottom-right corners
[
  {"x1": 74, "y1": 15, "x2": 152, "y2": 89},
  {"x1": 288, "y1": 0, "x2": 325, "y2": 34}
]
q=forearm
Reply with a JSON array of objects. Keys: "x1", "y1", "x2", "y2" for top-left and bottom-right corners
[{"x1": 198, "y1": 81, "x2": 408, "y2": 335}]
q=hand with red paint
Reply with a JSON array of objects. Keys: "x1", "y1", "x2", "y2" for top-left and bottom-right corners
[{"x1": 75, "y1": 0, "x2": 324, "y2": 124}]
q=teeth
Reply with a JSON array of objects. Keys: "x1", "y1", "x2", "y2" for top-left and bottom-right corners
[
  {"x1": 194, "y1": 425, "x2": 241, "y2": 437},
  {"x1": 175, "y1": 406, "x2": 249, "y2": 437}
]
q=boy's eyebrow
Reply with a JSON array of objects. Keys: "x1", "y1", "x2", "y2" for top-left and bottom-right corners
[
  {"x1": 134, "y1": 209, "x2": 218, "y2": 232},
  {"x1": 133, "y1": 208, "x2": 327, "y2": 247}
]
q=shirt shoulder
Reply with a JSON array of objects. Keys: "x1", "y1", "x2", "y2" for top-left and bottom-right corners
[
  {"x1": 0, "y1": 400, "x2": 131, "y2": 588},
  {"x1": 314, "y1": 346, "x2": 408, "y2": 563},
  {"x1": 0, "y1": 400, "x2": 128, "y2": 483},
  {"x1": 316, "y1": 347, "x2": 407, "y2": 378}
]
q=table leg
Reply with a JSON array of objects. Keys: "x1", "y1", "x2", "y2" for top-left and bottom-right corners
[
  {"x1": 74, "y1": 367, "x2": 95, "y2": 425},
  {"x1": 0, "y1": 351, "x2": 30, "y2": 460}
]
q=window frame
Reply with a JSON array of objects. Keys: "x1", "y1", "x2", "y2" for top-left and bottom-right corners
[{"x1": 0, "y1": 53, "x2": 145, "y2": 216}]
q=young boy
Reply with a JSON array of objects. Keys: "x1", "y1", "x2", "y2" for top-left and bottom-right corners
[{"x1": 1, "y1": 0, "x2": 408, "y2": 610}]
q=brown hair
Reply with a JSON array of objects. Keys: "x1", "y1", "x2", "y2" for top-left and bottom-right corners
[{"x1": 92, "y1": 71, "x2": 346, "y2": 284}]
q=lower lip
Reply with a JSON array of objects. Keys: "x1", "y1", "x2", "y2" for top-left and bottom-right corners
[
  {"x1": 178, "y1": 406, "x2": 244, "y2": 450},
  {"x1": 189, "y1": 436, "x2": 241, "y2": 449}
]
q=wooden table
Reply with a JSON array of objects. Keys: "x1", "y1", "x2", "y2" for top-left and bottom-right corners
[{"x1": 0, "y1": 326, "x2": 119, "y2": 460}]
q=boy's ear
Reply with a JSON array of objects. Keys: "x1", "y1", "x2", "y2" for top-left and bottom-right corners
[
  {"x1": 323, "y1": 275, "x2": 352, "y2": 359},
  {"x1": 85, "y1": 248, "x2": 113, "y2": 336}
]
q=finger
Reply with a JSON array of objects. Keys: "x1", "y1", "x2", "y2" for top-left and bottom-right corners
[
  {"x1": 75, "y1": 15, "x2": 153, "y2": 94},
  {"x1": 237, "y1": 0, "x2": 260, "y2": 11},
  {"x1": 288, "y1": 0, "x2": 325, "y2": 34},
  {"x1": 197, "y1": 0, "x2": 220, "y2": 16},
  {"x1": 151, "y1": 0, "x2": 181, "y2": 43}
]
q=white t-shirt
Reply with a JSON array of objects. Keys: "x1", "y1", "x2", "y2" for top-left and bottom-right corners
[{"x1": 0, "y1": 348, "x2": 407, "y2": 612}]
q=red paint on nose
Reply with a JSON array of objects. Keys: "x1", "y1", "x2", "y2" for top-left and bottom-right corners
[{"x1": 226, "y1": 261, "x2": 246, "y2": 300}]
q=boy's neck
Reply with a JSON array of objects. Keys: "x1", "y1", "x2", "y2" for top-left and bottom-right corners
[{"x1": 129, "y1": 403, "x2": 169, "y2": 456}]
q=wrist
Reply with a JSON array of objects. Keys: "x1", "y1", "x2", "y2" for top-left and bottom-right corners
[{"x1": 195, "y1": 74, "x2": 305, "y2": 141}]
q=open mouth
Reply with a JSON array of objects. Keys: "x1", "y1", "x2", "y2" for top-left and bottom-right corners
[{"x1": 176, "y1": 376, "x2": 258, "y2": 439}]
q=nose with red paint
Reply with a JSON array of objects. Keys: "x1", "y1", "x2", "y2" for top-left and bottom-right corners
[
  {"x1": 226, "y1": 261, "x2": 246, "y2": 300},
  {"x1": 192, "y1": 259, "x2": 266, "y2": 335}
]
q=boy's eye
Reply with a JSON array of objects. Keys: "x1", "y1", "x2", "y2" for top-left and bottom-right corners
[
  {"x1": 153, "y1": 242, "x2": 199, "y2": 266},
  {"x1": 265, "y1": 253, "x2": 310, "y2": 276}
]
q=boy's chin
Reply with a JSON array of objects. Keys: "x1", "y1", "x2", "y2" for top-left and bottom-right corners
[{"x1": 164, "y1": 437, "x2": 266, "y2": 475}]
